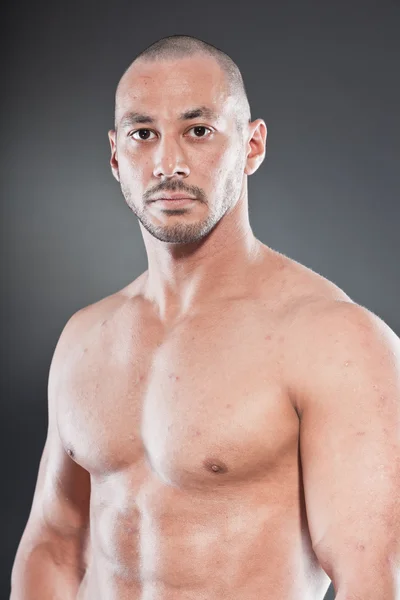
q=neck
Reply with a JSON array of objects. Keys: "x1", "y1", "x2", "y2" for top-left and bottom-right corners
[{"x1": 140, "y1": 191, "x2": 263, "y2": 322}]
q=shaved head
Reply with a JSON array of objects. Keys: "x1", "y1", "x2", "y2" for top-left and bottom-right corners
[{"x1": 115, "y1": 34, "x2": 251, "y2": 140}]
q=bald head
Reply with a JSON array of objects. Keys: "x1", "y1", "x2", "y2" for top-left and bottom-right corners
[{"x1": 114, "y1": 35, "x2": 251, "y2": 138}]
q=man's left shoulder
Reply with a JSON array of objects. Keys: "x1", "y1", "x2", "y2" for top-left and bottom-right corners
[
  {"x1": 292, "y1": 295, "x2": 394, "y2": 345},
  {"x1": 285, "y1": 294, "x2": 400, "y2": 410},
  {"x1": 269, "y1": 252, "x2": 352, "y2": 314},
  {"x1": 276, "y1": 254, "x2": 376, "y2": 331},
  {"x1": 265, "y1": 252, "x2": 396, "y2": 347}
]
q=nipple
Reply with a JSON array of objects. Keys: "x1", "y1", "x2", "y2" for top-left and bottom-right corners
[{"x1": 203, "y1": 458, "x2": 228, "y2": 474}]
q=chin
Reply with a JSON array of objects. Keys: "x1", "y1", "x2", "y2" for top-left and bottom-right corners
[{"x1": 145, "y1": 219, "x2": 216, "y2": 244}]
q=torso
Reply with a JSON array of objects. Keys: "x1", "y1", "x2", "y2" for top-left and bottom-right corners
[{"x1": 57, "y1": 246, "x2": 350, "y2": 599}]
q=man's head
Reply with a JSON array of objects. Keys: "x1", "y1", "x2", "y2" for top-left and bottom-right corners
[{"x1": 108, "y1": 35, "x2": 266, "y2": 244}]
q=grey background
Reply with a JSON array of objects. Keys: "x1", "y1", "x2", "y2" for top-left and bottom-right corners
[{"x1": 3, "y1": 1, "x2": 400, "y2": 598}]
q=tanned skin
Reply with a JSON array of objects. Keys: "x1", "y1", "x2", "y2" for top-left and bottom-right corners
[{"x1": 11, "y1": 53, "x2": 400, "y2": 600}]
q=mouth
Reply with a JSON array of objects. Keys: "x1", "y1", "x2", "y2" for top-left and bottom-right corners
[
  {"x1": 151, "y1": 193, "x2": 196, "y2": 200},
  {"x1": 152, "y1": 197, "x2": 196, "y2": 206}
]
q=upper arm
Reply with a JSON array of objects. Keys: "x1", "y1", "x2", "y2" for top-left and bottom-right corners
[
  {"x1": 289, "y1": 301, "x2": 400, "y2": 596},
  {"x1": 16, "y1": 311, "x2": 91, "y2": 566}
]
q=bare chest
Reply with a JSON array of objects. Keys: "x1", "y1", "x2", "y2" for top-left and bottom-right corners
[{"x1": 57, "y1": 305, "x2": 299, "y2": 490}]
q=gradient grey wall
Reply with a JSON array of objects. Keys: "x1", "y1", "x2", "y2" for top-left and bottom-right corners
[{"x1": 3, "y1": 1, "x2": 400, "y2": 598}]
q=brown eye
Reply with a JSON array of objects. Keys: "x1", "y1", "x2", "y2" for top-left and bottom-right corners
[
  {"x1": 189, "y1": 126, "x2": 212, "y2": 138},
  {"x1": 194, "y1": 126, "x2": 207, "y2": 137},
  {"x1": 131, "y1": 129, "x2": 156, "y2": 141}
]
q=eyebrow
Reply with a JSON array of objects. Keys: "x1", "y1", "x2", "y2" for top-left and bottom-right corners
[{"x1": 119, "y1": 106, "x2": 219, "y2": 128}]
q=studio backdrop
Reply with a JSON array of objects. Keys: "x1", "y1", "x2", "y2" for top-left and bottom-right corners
[{"x1": 2, "y1": 1, "x2": 399, "y2": 599}]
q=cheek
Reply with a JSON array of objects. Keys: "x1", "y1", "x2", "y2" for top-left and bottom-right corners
[
  {"x1": 208, "y1": 146, "x2": 240, "y2": 180},
  {"x1": 118, "y1": 149, "x2": 149, "y2": 183},
  {"x1": 196, "y1": 144, "x2": 231, "y2": 177}
]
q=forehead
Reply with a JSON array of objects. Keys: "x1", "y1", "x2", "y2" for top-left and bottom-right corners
[{"x1": 115, "y1": 55, "x2": 234, "y2": 124}]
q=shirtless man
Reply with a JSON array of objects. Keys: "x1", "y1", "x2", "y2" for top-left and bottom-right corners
[{"x1": 11, "y1": 34, "x2": 400, "y2": 600}]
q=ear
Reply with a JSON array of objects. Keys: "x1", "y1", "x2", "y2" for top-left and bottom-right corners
[
  {"x1": 244, "y1": 119, "x2": 267, "y2": 176},
  {"x1": 108, "y1": 129, "x2": 120, "y2": 182}
]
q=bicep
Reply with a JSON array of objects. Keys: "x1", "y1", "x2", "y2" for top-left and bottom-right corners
[
  {"x1": 21, "y1": 313, "x2": 91, "y2": 550},
  {"x1": 13, "y1": 431, "x2": 91, "y2": 588},
  {"x1": 291, "y1": 302, "x2": 400, "y2": 590},
  {"x1": 18, "y1": 423, "x2": 91, "y2": 569},
  {"x1": 299, "y1": 383, "x2": 398, "y2": 572},
  {"x1": 34, "y1": 433, "x2": 91, "y2": 539}
]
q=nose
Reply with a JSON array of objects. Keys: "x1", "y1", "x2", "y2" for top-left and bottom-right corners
[{"x1": 152, "y1": 136, "x2": 190, "y2": 179}]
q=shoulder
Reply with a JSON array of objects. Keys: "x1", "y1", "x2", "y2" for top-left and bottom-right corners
[
  {"x1": 262, "y1": 249, "x2": 400, "y2": 407},
  {"x1": 256, "y1": 247, "x2": 354, "y2": 324},
  {"x1": 50, "y1": 271, "x2": 149, "y2": 368},
  {"x1": 268, "y1": 249, "x2": 353, "y2": 306},
  {"x1": 284, "y1": 295, "x2": 400, "y2": 415},
  {"x1": 288, "y1": 293, "x2": 395, "y2": 351}
]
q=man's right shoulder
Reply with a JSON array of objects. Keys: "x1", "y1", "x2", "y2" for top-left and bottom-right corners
[
  {"x1": 61, "y1": 295, "x2": 117, "y2": 340},
  {"x1": 55, "y1": 272, "x2": 148, "y2": 358}
]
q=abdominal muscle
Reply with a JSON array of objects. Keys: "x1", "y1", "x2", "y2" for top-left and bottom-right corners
[{"x1": 77, "y1": 468, "x2": 328, "y2": 600}]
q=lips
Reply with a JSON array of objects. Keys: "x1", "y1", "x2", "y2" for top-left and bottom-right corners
[{"x1": 151, "y1": 194, "x2": 195, "y2": 201}]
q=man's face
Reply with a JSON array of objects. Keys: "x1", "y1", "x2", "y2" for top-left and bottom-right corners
[{"x1": 109, "y1": 54, "x2": 248, "y2": 244}]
